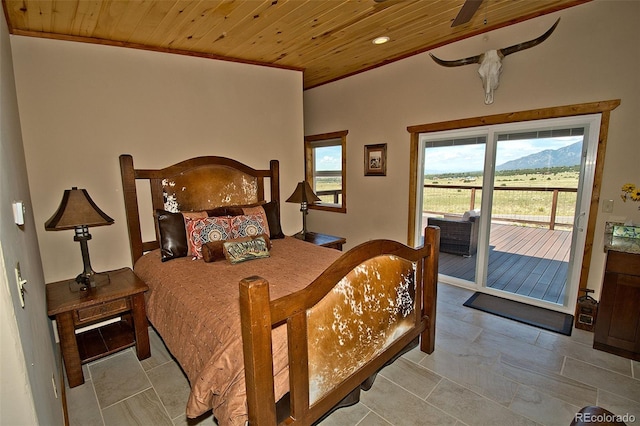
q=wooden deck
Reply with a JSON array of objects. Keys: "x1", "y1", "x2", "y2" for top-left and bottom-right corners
[{"x1": 437, "y1": 223, "x2": 572, "y2": 305}]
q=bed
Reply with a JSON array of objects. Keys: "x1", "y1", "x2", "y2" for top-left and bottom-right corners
[{"x1": 119, "y1": 154, "x2": 440, "y2": 426}]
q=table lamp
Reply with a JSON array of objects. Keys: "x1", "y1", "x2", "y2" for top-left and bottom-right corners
[
  {"x1": 286, "y1": 181, "x2": 320, "y2": 239},
  {"x1": 45, "y1": 187, "x2": 114, "y2": 290}
]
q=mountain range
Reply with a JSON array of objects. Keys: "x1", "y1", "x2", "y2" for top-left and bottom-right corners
[{"x1": 496, "y1": 142, "x2": 582, "y2": 171}]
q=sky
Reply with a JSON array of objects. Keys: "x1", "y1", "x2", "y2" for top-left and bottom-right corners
[
  {"x1": 423, "y1": 136, "x2": 583, "y2": 175},
  {"x1": 313, "y1": 136, "x2": 584, "y2": 174},
  {"x1": 315, "y1": 146, "x2": 342, "y2": 171}
]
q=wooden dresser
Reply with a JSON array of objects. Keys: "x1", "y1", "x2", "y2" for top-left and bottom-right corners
[{"x1": 593, "y1": 250, "x2": 640, "y2": 361}]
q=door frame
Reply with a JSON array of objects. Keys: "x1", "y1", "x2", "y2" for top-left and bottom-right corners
[{"x1": 407, "y1": 100, "x2": 620, "y2": 314}]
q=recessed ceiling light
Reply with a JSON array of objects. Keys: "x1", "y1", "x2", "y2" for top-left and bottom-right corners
[{"x1": 372, "y1": 36, "x2": 390, "y2": 45}]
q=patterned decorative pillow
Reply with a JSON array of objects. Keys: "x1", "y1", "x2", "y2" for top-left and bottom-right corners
[
  {"x1": 185, "y1": 216, "x2": 232, "y2": 259},
  {"x1": 226, "y1": 201, "x2": 284, "y2": 239},
  {"x1": 223, "y1": 236, "x2": 270, "y2": 264},
  {"x1": 230, "y1": 214, "x2": 268, "y2": 239},
  {"x1": 241, "y1": 205, "x2": 271, "y2": 237}
]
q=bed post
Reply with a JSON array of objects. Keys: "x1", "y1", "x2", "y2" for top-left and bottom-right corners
[
  {"x1": 270, "y1": 160, "x2": 280, "y2": 214},
  {"x1": 269, "y1": 160, "x2": 280, "y2": 201},
  {"x1": 421, "y1": 225, "x2": 440, "y2": 353},
  {"x1": 119, "y1": 154, "x2": 144, "y2": 265},
  {"x1": 239, "y1": 276, "x2": 277, "y2": 426}
]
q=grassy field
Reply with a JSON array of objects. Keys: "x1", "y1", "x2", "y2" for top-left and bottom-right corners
[
  {"x1": 314, "y1": 177, "x2": 343, "y2": 204},
  {"x1": 423, "y1": 168, "x2": 580, "y2": 225},
  {"x1": 426, "y1": 167, "x2": 580, "y2": 188},
  {"x1": 312, "y1": 168, "x2": 580, "y2": 226}
]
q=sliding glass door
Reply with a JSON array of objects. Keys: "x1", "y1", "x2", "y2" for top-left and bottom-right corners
[
  {"x1": 416, "y1": 115, "x2": 601, "y2": 312},
  {"x1": 419, "y1": 132, "x2": 487, "y2": 285}
]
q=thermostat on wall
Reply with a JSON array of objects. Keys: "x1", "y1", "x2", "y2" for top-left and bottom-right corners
[{"x1": 13, "y1": 201, "x2": 25, "y2": 226}]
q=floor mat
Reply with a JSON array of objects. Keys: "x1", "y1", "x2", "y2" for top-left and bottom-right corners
[{"x1": 463, "y1": 292, "x2": 574, "y2": 336}]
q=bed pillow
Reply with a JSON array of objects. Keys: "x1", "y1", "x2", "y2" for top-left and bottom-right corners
[
  {"x1": 240, "y1": 206, "x2": 271, "y2": 236},
  {"x1": 260, "y1": 201, "x2": 285, "y2": 239},
  {"x1": 226, "y1": 201, "x2": 284, "y2": 239},
  {"x1": 156, "y1": 210, "x2": 216, "y2": 261},
  {"x1": 185, "y1": 216, "x2": 233, "y2": 259},
  {"x1": 205, "y1": 207, "x2": 229, "y2": 217},
  {"x1": 202, "y1": 241, "x2": 225, "y2": 263},
  {"x1": 229, "y1": 214, "x2": 269, "y2": 239},
  {"x1": 462, "y1": 209, "x2": 480, "y2": 221},
  {"x1": 202, "y1": 234, "x2": 271, "y2": 263},
  {"x1": 223, "y1": 236, "x2": 270, "y2": 264},
  {"x1": 155, "y1": 210, "x2": 190, "y2": 262},
  {"x1": 225, "y1": 204, "x2": 257, "y2": 217},
  {"x1": 202, "y1": 237, "x2": 248, "y2": 263}
]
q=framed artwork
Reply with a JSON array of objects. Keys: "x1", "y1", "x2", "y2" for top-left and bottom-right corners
[{"x1": 364, "y1": 143, "x2": 387, "y2": 176}]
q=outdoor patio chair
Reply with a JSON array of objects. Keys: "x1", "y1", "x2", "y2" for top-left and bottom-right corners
[{"x1": 427, "y1": 212, "x2": 479, "y2": 257}]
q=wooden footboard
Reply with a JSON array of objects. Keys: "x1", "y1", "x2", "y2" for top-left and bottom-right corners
[{"x1": 240, "y1": 226, "x2": 440, "y2": 425}]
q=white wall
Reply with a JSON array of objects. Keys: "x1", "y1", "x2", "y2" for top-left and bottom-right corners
[
  {"x1": 303, "y1": 0, "x2": 640, "y2": 300},
  {"x1": 0, "y1": 10, "x2": 62, "y2": 425},
  {"x1": 11, "y1": 37, "x2": 305, "y2": 283}
]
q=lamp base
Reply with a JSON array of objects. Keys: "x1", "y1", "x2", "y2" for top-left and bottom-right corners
[
  {"x1": 72, "y1": 229, "x2": 112, "y2": 292},
  {"x1": 293, "y1": 231, "x2": 308, "y2": 240},
  {"x1": 69, "y1": 272, "x2": 110, "y2": 293}
]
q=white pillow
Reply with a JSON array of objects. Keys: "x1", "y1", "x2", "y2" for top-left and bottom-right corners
[{"x1": 462, "y1": 210, "x2": 480, "y2": 221}]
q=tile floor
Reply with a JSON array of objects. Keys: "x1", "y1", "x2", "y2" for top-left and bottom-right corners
[{"x1": 66, "y1": 283, "x2": 640, "y2": 426}]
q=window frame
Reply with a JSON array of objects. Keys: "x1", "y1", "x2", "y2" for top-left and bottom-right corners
[{"x1": 304, "y1": 130, "x2": 348, "y2": 214}]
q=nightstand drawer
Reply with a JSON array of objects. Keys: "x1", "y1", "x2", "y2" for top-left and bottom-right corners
[{"x1": 75, "y1": 298, "x2": 131, "y2": 324}]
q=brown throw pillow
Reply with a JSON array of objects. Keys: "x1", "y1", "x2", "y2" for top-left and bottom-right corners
[
  {"x1": 205, "y1": 207, "x2": 229, "y2": 217},
  {"x1": 260, "y1": 201, "x2": 285, "y2": 239},
  {"x1": 155, "y1": 210, "x2": 188, "y2": 262},
  {"x1": 202, "y1": 240, "x2": 226, "y2": 263}
]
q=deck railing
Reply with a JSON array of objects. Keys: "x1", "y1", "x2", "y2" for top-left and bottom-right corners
[
  {"x1": 316, "y1": 189, "x2": 342, "y2": 204},
  {"x1": 423, "y1": 184, "x2": 578, "y2": 230},
  {"x1": 314, "y1": 172, "x2": 342, "y2": 204}
]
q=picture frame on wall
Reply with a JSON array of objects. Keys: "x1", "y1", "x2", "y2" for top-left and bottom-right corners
[{"x1": 364, "y1": 143, "x2": 387, "y2": 176}]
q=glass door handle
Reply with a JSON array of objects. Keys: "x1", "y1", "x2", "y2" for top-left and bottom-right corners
[{"x1": 574, "y1": 211, "x2": 586, "y2": 232}]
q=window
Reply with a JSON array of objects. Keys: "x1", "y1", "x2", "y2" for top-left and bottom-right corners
[{"x1": 304, "y1": 130, "x2": 347, "y2": 213}]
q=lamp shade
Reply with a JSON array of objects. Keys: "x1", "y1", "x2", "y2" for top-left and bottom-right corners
[
  {"x1": 286, "y1": 181, "x2": 321, "y2": 204},
  {"x1": 45, "y1": 187, "x2": 114, "y2": 230}
]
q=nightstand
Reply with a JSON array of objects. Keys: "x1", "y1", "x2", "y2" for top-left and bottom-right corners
[
  {"x1": 302, "y1": 232, "x2": 346, "y2": 251},
  {"x1": 46, "y1": 267, "x2": 150, "y2": 387}
]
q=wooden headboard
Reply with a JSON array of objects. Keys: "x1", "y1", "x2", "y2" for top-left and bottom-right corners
[{"x1": 119, "y1": 154, "x2": 280, "y2": 265}]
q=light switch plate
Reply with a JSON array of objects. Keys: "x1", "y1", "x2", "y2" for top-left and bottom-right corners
[
  {"x1": 602, "y1": 199, "x2": 614, "y2": 213},
  {"x1": 14, "y1": 263, "x2": 26, "y2": 308}
]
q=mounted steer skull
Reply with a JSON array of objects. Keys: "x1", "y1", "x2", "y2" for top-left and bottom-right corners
[{"x1": 430, "y1": 18, "x2": 560, "y2": 104}]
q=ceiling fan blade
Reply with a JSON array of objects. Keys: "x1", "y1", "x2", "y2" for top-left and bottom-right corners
[{"x1": 451, "y1": 0, "x2": 483, "y2": 27}]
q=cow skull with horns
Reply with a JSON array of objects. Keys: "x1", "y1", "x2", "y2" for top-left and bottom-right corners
[{"x1": 430, "y1": 18, "x2": 560, "y2": 104}]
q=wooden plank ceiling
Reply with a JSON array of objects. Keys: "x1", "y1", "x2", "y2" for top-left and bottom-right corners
[{"x1": 2, "y1": 0, "x2": 589, "y2": 89}]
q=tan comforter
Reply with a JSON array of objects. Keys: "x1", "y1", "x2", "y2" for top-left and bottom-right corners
[{"x1": 134, "y1": 236, "x2": 341, "y2": 426}]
